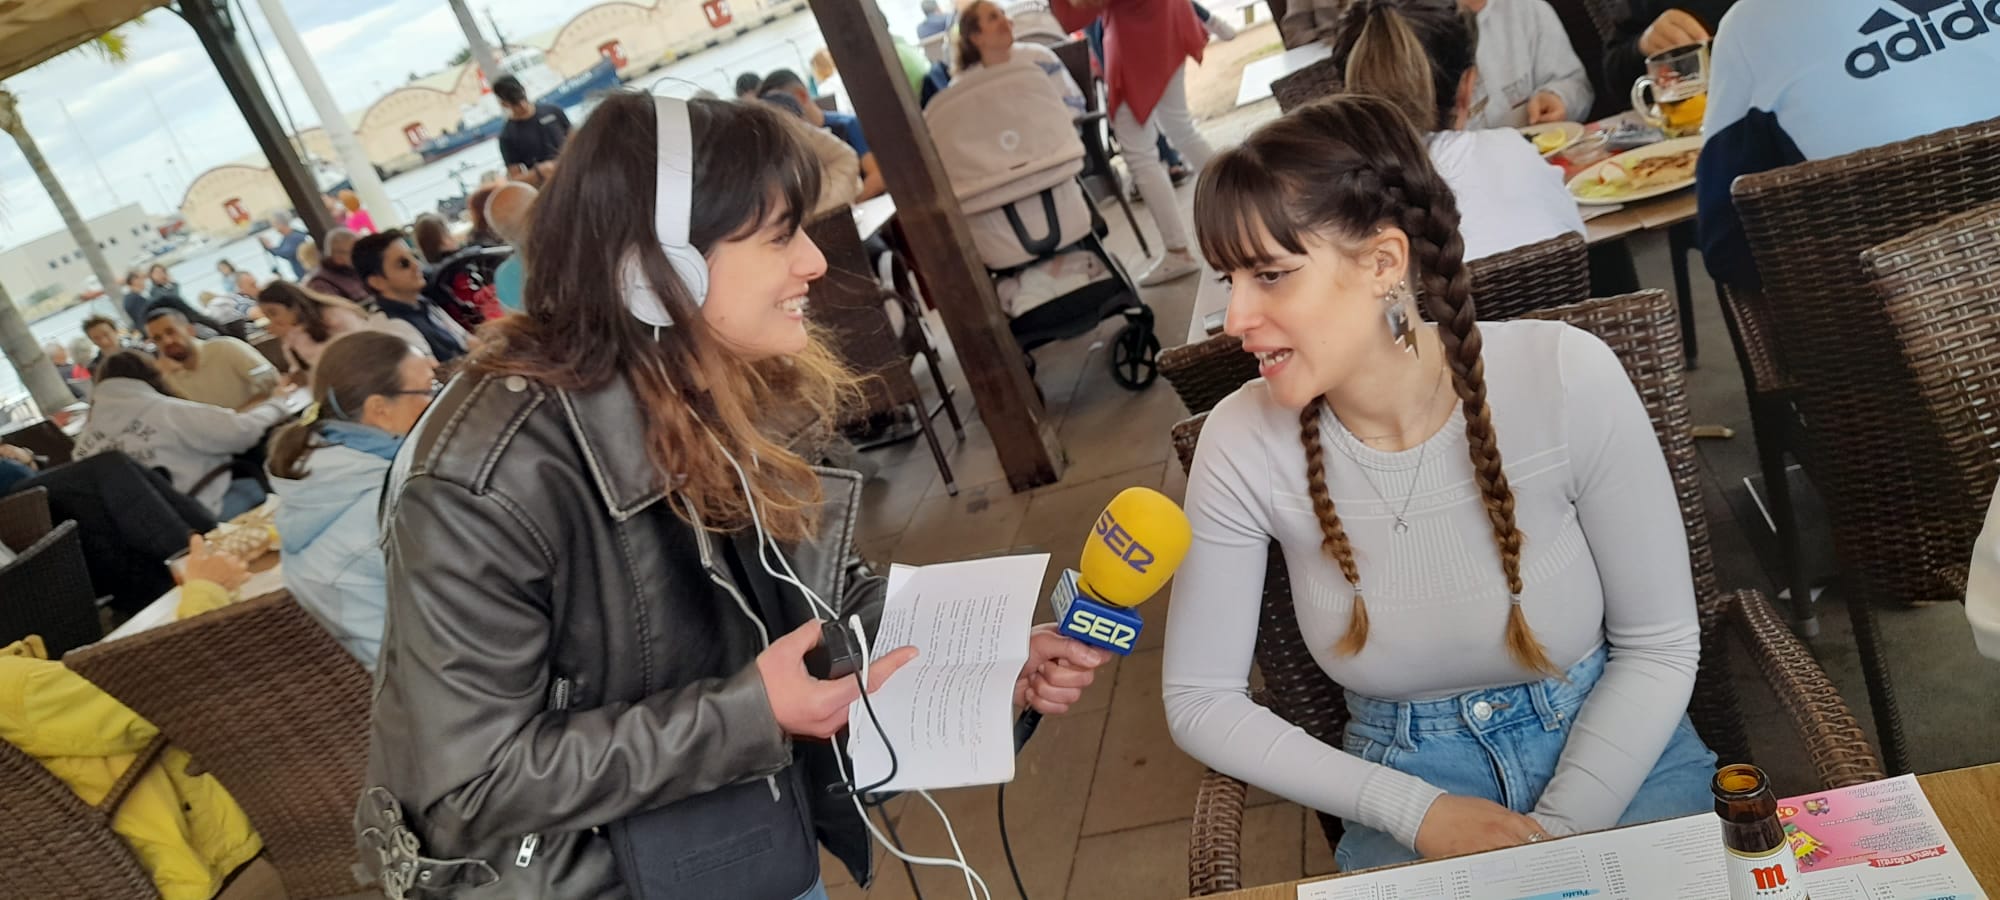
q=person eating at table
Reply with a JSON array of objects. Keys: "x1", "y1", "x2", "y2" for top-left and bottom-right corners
[
  {"x1": 1329, "y1": 0, "x2": 1586, "y2": 262},
  {"x1": 145, "y1": 308, "x2": 280, "y2": 412},
  {"x1": 1167, "y1": 93, "x2": 1716, "y2": 871},
  {"x1": 1600, "y1": 0, "x2": 1736, "y2": 103},
  {"x1": 73, "y1": 352, "x2": 292, "y2": 518},
  {"x1": 1457, "y1": 0, "x2": 1593, "y2": 129},
  {"x1": 265, "y1": 331, "x2": 439, "y2": 673},
  {"x1": 1695, "y1": 0, "x2": 2000, "y2": 290}
]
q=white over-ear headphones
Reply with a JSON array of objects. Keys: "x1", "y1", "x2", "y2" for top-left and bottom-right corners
[{"x1": 624, "y1": 94, "x2": 707, "y2": 327}]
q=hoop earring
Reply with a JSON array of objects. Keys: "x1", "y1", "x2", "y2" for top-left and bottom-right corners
[{"x1": 1382, "y1": 280, "x2": 1419, "y2": 357}]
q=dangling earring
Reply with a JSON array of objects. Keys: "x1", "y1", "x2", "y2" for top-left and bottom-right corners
[{"x1": 1382, "y1": 280, "x2": 1420, "y2": 357}]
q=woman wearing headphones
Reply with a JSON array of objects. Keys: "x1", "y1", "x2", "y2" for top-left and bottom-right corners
[
  {"x1": 1162, "y1": 94, "x2": 1715, "y2": 872},
  {"x1": 357, "y1": 92, "x2": 1107, "y2": 899}
]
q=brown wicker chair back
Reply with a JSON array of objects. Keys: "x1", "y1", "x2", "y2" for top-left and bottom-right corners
[
  {"x1": 1730, "y1": 115, "x2": 2000, "y2": 610},
  {"x1": 1176, "y1": 292, "x2": 1882, "y2": 891},
  {"x1": 0, "y1": 521, "x2": 105, "y2": 659},
  {"x1": 0, "y1": 484, "x2": 53, "y2": 553},
  {"x1": 1469, "y1": 232, "x2": 1591, "y2": 320},
  {"x1": 64, "y1": 590, "x2": 372, "y2": 899},
  {"x1": 1160, "y1": 234, "x2": 1590, "y2": 416},
  {"x1": 1270, "y1": 57, "x2": 1343, "y2": 114},
  {"x1": 0, "y1": 735, "x2": 166, "y2": 899},
  {"x1": 1160, "y1": 335, "x2": 1256, "y2": 417},
  {"x1": 1866, "y1": 200, "x2": 2000, "y2": 592}
]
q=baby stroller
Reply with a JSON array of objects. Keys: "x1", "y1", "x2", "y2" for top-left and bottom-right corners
[{"x1": 923, "y1": 59, "x2": 1158, "y2": 389}]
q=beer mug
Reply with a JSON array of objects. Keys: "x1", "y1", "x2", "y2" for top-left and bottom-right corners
[{"x1": 1630, "y1": 43, "x2": 1710, "y2": 138}]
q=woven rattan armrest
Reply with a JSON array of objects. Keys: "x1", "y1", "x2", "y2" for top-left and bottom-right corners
[{"x1": 1729, "y1": 589, "x2": 1885, "y2": 789}]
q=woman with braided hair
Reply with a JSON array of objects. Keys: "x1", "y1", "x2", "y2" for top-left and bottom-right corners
[{"x1": 1161, "y1": 93, "x2": 1715, "y2": 870}]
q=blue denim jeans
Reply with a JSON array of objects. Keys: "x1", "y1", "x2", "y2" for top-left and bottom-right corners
[
  {"x1": 1332, "y1": 644, "x2": 1718, "y2": 872},
  {"x1": 794, "y1": 879, "x2": 828, "y2": 900}
]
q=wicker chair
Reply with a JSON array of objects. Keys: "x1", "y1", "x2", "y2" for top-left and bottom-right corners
[
  {"x1": 1177, "y1": 291, "x2": 1884, "y2": 894},
  {"x1": 1270, "y1": 57, "x2": 1343, "y2": 114},
  {"x1": 1466, "y1": 232, "x2": 1591, "y2": 321},
  {"x1": 65, "y1": 590, "x2": 373, "y2": 899},
  {"x1": 0, "y1": 521, "x2": 105, "y2": 659},
  {"x1": 1867, "y1": 200, "x2": 2000, "y2": 595},
  {"x1": 1159, "y1": 233, "x2": 1592, "y2": 415},
  {"x1": 1730, "y1": 114, "x2": 2000, "y2": 775},
  {"x1": 0, "y1": 485, "x2": 53, "y2": 552},
  {"x1": 0, "y1": 734, "x2": 169, "y2": 899}
]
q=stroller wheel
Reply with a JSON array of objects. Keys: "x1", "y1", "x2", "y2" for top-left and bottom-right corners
[{"x1": 1110, "y1": 326, "x2": 1160, "y2": 390}]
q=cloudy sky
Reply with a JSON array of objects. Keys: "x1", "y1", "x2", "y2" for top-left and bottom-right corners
[{"x1": 0, "y1": 0, "x2": 606, "y2": 248}]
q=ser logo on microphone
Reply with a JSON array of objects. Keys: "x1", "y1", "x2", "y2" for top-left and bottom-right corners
[
  {"x1": 1093, "y1": 509, "x2": 1156, "y2": 573},
  {"x1": 1065, "y1": 609, "x2": 1138, "y2": 651}
]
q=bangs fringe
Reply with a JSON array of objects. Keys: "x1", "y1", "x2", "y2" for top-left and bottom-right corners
[{"x1": 1194, "y1": 146, "x2": 1312, "y2": 273}]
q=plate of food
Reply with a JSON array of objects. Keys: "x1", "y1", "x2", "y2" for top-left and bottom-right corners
[
  {"x1": 1519, "y1": 121, "x2": 1585, "y2": 158},
  {"x1": 1568, "y1": 136, "x2": 1702, "y2": 205}
]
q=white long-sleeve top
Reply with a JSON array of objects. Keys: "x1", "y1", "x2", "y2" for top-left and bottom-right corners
[
  {"x1": 1163, "y1": 321, "x2": 1701, "y2": 852},
  {"x1": 1465, "y1": 0, "x2": 1595, "y2": 130},
  {"x1": 1428, "y1": 129, "x2": 1587, "y2": 262},
  {"x1": 74, "y1": 378, "x2": 289, "y2": 513},
  {"x1": 1967, "y1": 484, "x2": 2000, "y2": 661}
]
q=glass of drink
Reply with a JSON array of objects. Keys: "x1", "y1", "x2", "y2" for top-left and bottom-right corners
[{"x1": 1630, "y1": 43, "x2": 1710, "y2": 138}]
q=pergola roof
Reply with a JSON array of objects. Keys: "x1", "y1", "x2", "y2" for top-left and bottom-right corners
[{"x1": 0, "y1": 0, "x2": 162, "y2": 81}]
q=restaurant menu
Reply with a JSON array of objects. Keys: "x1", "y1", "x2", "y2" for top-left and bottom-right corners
[{"x1": 1298, "y1": 775, "x2": 1987, "y2": 900}]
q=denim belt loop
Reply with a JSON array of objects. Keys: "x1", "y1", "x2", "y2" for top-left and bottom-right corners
[
  {"x1": 1528, "y1": 678, "x2": 1564, "y2": 732},
  {"x1": 1394, "y1": 702, "x2": 1417, "y2": 751}
]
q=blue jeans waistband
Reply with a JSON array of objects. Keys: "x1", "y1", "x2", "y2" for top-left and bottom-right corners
[{"x1": 1343, "y1": 643, "x2": 1609, "y2": 748}]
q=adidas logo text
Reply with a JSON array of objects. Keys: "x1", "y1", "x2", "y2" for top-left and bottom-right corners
[{"x1": 1847, "y1": 0, "x2": 2000, "y2": 79}]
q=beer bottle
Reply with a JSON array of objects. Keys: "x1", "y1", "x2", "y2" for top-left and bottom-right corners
[{"x1": 1714, "y1": 764, "x2": 1808, "y2": 899}]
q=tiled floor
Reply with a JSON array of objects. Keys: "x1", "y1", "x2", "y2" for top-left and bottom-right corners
[{"x1": 819, "y1": 99, "x2": 2000, "y2": 900}]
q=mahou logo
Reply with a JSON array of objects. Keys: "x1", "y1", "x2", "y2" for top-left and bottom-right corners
[{"x1": 1849, "y1": 0, "x2": 2000, "y2": 78}]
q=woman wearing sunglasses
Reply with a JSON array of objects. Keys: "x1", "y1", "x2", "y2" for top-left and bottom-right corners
[{"x1": 266, "y1": 330, "x2": 439, "y2": 673}]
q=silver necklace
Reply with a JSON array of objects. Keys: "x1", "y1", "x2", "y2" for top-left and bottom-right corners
[
  {"x1": 1329, "y1": 423, "x2": 1430, "y2": 534},
  {"x1": 1325, "y1": 364, "x2": 1449, "y2": 535}
]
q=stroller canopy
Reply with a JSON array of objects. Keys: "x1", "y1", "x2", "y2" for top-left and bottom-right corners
[{"x1": 924, "y1": 61, "x2": 1086, "y2": 217}]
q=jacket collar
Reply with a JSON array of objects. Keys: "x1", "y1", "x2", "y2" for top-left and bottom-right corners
[{"x1": 556, "y1": 375, "x2": 667, "y2": 522}]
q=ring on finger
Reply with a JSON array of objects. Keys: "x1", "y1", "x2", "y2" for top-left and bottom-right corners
[{"x1": 1526, "y1": 832, "x2": 1548, "y2": 843}]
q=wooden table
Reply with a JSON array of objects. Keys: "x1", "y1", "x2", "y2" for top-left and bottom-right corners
[{"x1": 1197, "y1": 764, "x2": 2000, "y2": 899}]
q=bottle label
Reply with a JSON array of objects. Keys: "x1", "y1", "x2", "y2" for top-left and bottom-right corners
[{"x1": 1725, "y1": 843, "x2": 1808, "y2": 899}]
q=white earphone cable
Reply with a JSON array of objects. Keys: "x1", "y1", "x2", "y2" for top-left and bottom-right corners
[{"x1": 708, "y1": 430, "x2": 988, "y2": 899}]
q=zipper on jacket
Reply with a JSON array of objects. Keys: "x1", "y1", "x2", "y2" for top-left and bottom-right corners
[
  {"x1": 689, "y1": 515, "x2": 787, "y2": 803},
  {"x1": 516, "y1": 676, "x2": 573, "y2": 868}
]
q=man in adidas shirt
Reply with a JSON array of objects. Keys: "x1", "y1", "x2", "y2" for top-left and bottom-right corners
[{"x1": 1696, "y1": 0, "x2": 2000, "y2": 289}]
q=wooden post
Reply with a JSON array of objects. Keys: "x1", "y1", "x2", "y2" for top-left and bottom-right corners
[
  {"x1": 181, "y1": 0, "x2": 338, "y2": 242},
  {"x1": 807, "y1": 0, "x2": 1065, "y2": 492}
]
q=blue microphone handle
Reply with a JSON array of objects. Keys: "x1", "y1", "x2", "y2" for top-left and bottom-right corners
[{"x1": 1018, "y1": 570, "x2": 1144, "y2": 751}]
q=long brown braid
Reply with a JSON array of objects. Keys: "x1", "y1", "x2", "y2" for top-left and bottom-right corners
[{"x1": 1192, "y1": 94, "x2": 1558, "y2": 675}]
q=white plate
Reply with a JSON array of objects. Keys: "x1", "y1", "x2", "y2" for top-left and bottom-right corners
[
  {"x1": 1518, "y1": 121, "x2": 1585, "y2": 158},
  {"x1": 1567, "y1": 136, "x2": 1704, "y2": 206}
]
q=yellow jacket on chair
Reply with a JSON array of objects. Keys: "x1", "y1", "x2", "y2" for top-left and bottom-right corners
[{"x1": 0, "y1": 634, "x2": 262, "y2": 899}]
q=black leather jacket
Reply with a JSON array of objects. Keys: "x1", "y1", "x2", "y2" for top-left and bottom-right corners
[{"x1": 355, "y1": 371, "x2": 883, "y2": 898}]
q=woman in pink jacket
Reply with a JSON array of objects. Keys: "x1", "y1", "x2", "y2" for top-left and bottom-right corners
[{"x1": 1051, "y1": 0, "x2": 1216, "y2": 285}]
